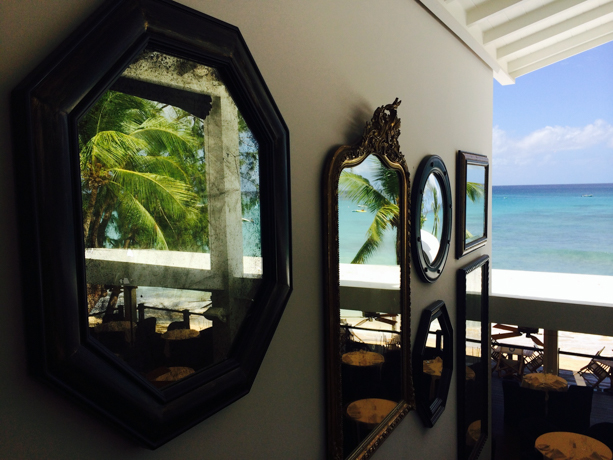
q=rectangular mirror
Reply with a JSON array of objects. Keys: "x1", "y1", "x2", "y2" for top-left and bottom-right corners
[
  {"x1": 456, "y1": 151, "x2": 488, "y2": 259},
  {"x1": 457, "y1": 255, "x2": 490, "y2": 460}
]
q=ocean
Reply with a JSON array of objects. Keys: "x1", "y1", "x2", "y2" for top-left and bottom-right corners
[
  {"x1": 492, "y1": 183, "x2": 613, "y2": 276},
  {"x1": 339, "y1": 183, "x2": 613, "y2": 276}
]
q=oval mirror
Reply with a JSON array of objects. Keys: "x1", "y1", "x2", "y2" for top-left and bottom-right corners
[
  {"x1": 412, "y1": 155, "x2": 452, "y2": 283},
  {"x1": 323, "y1": 100, "x2": 414, "y2": 460}
]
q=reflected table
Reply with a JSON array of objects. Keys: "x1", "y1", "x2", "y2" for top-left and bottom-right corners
[
  {"x1": 466, "y1": 420, "x2": 481, "y2": 447},
  {"x1": 522, "y1": 373, "x2": 567, "y2": 393},
  {"x1": 342, "y1": 350, "x2": 385, "y2": 367},
  {"x1": 346, "y1": 398, "x2": 397, "y2": 427},
  {"x1": 146, "y1": 366, "x2": 195, "y2": 388},
  {"x1": 535, "y1": 432, "x2": 612, "y2": 460},
  {"x1": 423, "y1": 356, "x2": 443, "y2": 400},
  {"x1": 162, "y1": 328, "x2": 200, "y2": 357}
]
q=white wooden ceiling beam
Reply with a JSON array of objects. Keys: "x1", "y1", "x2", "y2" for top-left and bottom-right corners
[
  {"x1": 508, "y1": 22, "x2": 613, "y2": 73},
  {"x1": 483, "y1": 0, "x2": 589, "y2": 44},
  {"x1": 497, "y1": 2, "x2": 613, "y2": 58},
  {"x1": 467, "y1": 0, "x2": 525, "y2": 25},
  {"x1": 510, "y1": 31, "x2": 613, "y2": 77}
]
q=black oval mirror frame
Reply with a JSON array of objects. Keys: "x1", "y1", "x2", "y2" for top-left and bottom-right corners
[
  {"x1": 11, "y1": 0, "x2": 291, "y2": 449},
  {"x1": 412, "y1": 155, "x2": 452, "y2": 283}
]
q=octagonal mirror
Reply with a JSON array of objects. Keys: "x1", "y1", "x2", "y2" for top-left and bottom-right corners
[
  {"x1": 12, "y1": 0, "x2": 290, "y2": 448},
  {"x1": 412, "y1": 300, "x2": 453, "y2": 427}
]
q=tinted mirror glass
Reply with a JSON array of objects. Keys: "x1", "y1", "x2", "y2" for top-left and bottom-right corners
[
  {"x1": 338, "y1": 156, "x2": 402, "y2": 455},
  {"x1": 80, "y1": 50, "x2": 263, "y2": 387},
  {"x1": 465, "y1": 165, "x2": 485, "y2": 244},
  {"x1": 413, "y1": 300, "x2": 453, "y2": 427},
  {"x1": 457, "y1": 256, "x2": 489, "y2": 460},
  {"x1": 412, "y1": 155, "x2": 452, "y2": 283},
  {"x1": 456, "y1": 151, "x2": 489, "y2": 259},
  {"x1": 322, "y1": 99, "x2": 413, "y2": 460},
  {"x1": 420, "y1": 173, "x2": 444, "y2": 264}
]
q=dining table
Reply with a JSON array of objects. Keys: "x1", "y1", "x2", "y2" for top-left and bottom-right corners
[
  {"x1": 521, "y1": 373, "x2": 567, "y2": 393},
  {"x1": 346, "y1": 398, "x2": 397, "y2": 427},
  {"x1": 535, "y1": 431, "x2": 612, "y2": 460},
  {"x1": 342, "y1": 350, "x2": 385, "y2": 367}
]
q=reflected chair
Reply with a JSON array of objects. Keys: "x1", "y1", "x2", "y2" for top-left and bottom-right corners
[
  {"x1": 577, "y1": 347, "x2": 611, "y2": 389},
  {"x1": 491, "y1": 345, "x2": 502, "y2": 376},
  {"x1": 496, "y1": 354, "x2": 523, "y2": 380},
  {"x1": 523, "y1": 349, "x2": 544, "y2": 374}
]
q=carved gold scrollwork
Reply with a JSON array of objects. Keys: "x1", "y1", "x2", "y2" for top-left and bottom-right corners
[{"x1": 354, "y1": 98, "x2": 404, "y2": 166}]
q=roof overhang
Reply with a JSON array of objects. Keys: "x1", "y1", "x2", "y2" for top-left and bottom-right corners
[{"x1": 417, "y1": 0, "x2": 613, "y2": 85}]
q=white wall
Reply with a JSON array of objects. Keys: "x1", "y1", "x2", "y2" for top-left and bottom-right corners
[{"x1": 0, "y1": 0, "x2": 493, "y2": 458}]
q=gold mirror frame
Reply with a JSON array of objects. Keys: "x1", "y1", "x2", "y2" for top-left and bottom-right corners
[{"x1": 323, "y1": 99, "x2": 414, "y2": 460}]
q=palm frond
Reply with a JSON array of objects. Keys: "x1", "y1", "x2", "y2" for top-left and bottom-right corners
[
  {"x1": 466, "y1": 181, "x2": 484, "y2": 203},
  {"x1": 116, "y1": 192, "x2": 169, "y2": 250},
  {"x1": 111, "y1": 169, "x2": 199, "y2": 219},
  {"x1": 85, "y1": 131, "x2": 147, "y2": 169},
  {"x1": 339, "y1": 171, "x2": 390, "y2": 213},
  {"x1": 128, "y1": 116, "x2": 200, "y2": 158},
  {"x1": 351, "y1": 204, "x2": 398, "y2": 264}
]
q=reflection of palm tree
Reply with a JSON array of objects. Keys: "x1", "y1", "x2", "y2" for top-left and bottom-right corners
[
  {"x1": 428, "y1": 181, "x2": 441, "y2": 237},
  {"x1": 79, "y1": 91, "x2": 201, "y2": 250},
  {"x1": 467, "y1": 182, "x2": 484, "y2": 203},
  {"x1": 465, "y1": 181, "x2": 484, "y2": 239},
  {"x1": 339, "y1": 161, "x2": 399, "y2": 264}
]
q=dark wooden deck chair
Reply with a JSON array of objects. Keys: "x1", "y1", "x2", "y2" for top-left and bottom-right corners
[
  {"x1": 577, "y1": 347, "x2": 611, "y2": 389},
  {"x1": 523, "y1": 349, "x2": 544, "y2": 374}
]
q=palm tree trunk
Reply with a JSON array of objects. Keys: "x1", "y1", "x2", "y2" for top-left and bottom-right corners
[{"x1": 82, "y1": 186, "x2": 99, "y2": 241}]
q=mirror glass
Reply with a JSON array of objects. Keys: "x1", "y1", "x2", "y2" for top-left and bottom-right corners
[
  {"x1": 420, "y1": 173, "x2": 444, "y2": 264},
  {"x1": 412, "y1": 155, "x2": 451, "y2": 283},
  {"x1": 465, "y1": 165, "x2": 486, "y2": 244},
  {"x1": 458, "y1": 256, "x2": 489, "y2": 460},
  {"x1": 424, "y1": 317, "x2": 443, "y2": 405},
  {"x1": 338, "y1": 155, "x2": 402, "y2": 456},
  {"x1": 456, "y1": 151, "x2": 489, "y2": 259},
  {"x1": 80, "y1": 50, "x2": 263, "y2": 388},
  {"x1": 413, "y1": 300, "x2": 453, "y2": 427}
]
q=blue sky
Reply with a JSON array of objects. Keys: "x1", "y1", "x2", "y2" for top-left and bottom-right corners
[{"x1": 493, "y1": 41, "x2": 613, "y2": 186}]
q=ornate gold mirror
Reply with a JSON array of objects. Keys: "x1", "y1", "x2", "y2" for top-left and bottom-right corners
[{"x1": 323, "y1": 100, "x2": 413, "y2": 459}]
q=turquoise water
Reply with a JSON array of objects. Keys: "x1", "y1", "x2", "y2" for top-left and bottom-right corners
[
  {"x1": 339, "y1": 198, "x2": 398, "y2": 265},
  {"x1": 339, "y1": 183, "x2": 613, "y2": 276},
  {"x1": 492, "y1": 183, "x2": 613, "y2": 276}
]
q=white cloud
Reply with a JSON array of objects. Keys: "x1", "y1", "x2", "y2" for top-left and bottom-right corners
[{"x1": 493, "y1": 120, "x2": 613, "y2": 166}]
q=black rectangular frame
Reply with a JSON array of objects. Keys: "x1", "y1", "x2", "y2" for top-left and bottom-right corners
[{"x1": 456, "y1": 151, "x2": 489, "y2": 259}]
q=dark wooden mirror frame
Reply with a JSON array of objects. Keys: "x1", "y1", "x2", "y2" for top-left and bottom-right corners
[
  {"x1": 11, "y1": 0, "x2": 291, "y2": 449},
  {"x1": 412, "y1": 300, "x2": 453, "y2": 427},
  {"x1": 457, "y1": 255, "x2": 490, "y2": 460},
  {"x1": 323, "y1": 99, "x2": 414, "y2": 460},
  {"x1": 411, "y1": 155, "x2": 452, "y2": 283},
  {"x1": 456, "y1": 151, "x2": 489, "y2": 259}
]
